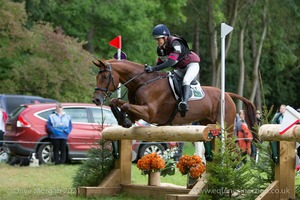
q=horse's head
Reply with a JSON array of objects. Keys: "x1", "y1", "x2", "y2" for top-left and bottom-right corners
[{"x1": 92, "y1": 60, "x2": 119, "y2": 106}]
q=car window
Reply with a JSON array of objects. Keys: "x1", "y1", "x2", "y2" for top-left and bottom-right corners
[
  {"x1": 38, "y1": 109, "x2": 55, "y2": 120},
  {"x1": 9, "y1": 106, "x2": 27, "y2": 120},
  {"x1": 64, "y1": 108, "x2": 88, "y2": 123},
  {"x1": 91, "y1": 108, "x2": 117, "y2": 125}
]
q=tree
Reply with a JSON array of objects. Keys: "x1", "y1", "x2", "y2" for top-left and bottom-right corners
[
  {"x1": 0, "y1": 0, "x2": 95, "y2": 102},
  {"x1": 14, "y1": 0, "x2": 187, "y2": 64}
]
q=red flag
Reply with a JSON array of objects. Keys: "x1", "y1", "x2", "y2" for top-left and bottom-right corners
[{"x1": 109, "y1": 36, "x2": 122, "y2": 49}]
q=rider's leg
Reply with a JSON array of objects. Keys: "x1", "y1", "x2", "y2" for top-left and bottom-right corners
[
  {"x1": 178, "y1": 62, "x2": 200, "y2": 112},
  {"x1": 178, "y1": 85, "x2": 190, "y2": 111}
]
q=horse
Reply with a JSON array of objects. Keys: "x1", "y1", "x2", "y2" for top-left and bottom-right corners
[{"x1": 92, "y1": 59, "x2": 257, "y2": 133}]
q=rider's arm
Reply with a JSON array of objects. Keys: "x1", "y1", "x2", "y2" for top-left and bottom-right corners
[
  {"x1": 152, "y1": 40, "x2": 182, "y2": 71},
  {"x1": 153, "y1": 58, "x2": 177, "y2": 71}
]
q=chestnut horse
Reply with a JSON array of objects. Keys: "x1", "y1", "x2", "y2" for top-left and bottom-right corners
[{"x1": 92, "y1": 59, "x2": 256, "y2": 133}]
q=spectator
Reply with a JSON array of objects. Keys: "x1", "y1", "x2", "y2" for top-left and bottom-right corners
[
  {"x1": 0, "y1": 106, "x2": 8, "y2": 150},
  {"x1": 271, "y1": 104, "x2": 286, "y2": 124},
  {"x1": 46, "y1": 103, "x2": 72, "y2": 165},
  {"x1": 236, "y1": 110, "x2": 253, "y2": 160},
  {"x1": 270, "y1": 104, "x2": 286, "y2": 164},
  {"x1": 192, "y1": 122, "x2": 206, "y2": 164},
  {"x1": 256, "y1": 110, "x2": 262, "y2": 126}
]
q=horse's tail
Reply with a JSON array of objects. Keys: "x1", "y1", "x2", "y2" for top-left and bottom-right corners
[{"x1": 227, "y1": 92, "x2": 257, "y2": 133}]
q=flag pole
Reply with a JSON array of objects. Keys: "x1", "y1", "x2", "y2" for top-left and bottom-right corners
[
  {"x1": 109, "y1": 36, "x2": 122, "y2": 98},
  {"x1": 220, "y1": 23, "x2": 233, "y2": 153}
]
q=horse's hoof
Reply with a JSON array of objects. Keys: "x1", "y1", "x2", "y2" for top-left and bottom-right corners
[{"x1": 123, "y1": 118, "x2": 132, "y2": 128}]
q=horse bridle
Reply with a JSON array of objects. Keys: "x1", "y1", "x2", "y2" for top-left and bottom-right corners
[
  {"x1": 94, "y1": 63, "x2": 118, "y2": 98},
  {"x1": 94, "y1": 61, "x2": 167, "y2": 99}
]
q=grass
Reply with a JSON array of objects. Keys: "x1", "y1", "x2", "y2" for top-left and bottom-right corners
[{"x1": 0, "y1": 142, "x2": 195, "y2": 200}]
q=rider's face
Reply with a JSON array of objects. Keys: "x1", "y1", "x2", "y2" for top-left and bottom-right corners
[{"x1": 155, "y1": 37, "x2": 166, "y2": 47}]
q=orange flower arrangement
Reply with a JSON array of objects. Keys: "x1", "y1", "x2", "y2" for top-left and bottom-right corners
[
  {"x1": 176, "y1": 155, "x2": 206, "y2": 178},
  {"x1": 137, "y1": 153, "x2": 165, "y2": 175}
]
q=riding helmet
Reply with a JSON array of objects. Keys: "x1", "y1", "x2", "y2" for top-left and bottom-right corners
[{"x1": 152, "y1": 24, "x2": 170, "y2": 39}]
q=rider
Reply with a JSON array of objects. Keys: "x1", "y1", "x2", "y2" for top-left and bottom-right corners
[{"x1": 145, "y1": 24, "x2": 200, "y2": 115}]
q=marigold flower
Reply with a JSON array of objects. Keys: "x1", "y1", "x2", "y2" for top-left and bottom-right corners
[
  {"x1": 176, "y1": 155, "x2": 206, "y2": 178},
  {"x1": 137, "y1": 153, "x2": 165, "y2": 174}
]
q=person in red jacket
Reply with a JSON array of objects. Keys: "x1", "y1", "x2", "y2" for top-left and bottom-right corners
[{"x1": 235, "y1": 110, "x2": 253, "y2": 157}]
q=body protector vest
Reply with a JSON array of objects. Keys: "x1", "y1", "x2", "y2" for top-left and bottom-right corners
[{"x1": 157, "y1": 36, "x2": 200, "y2": 69}]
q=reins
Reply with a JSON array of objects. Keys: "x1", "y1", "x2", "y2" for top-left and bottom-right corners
[{"x1": 113, "y1": 68, "x2": 168, "y2": 100}]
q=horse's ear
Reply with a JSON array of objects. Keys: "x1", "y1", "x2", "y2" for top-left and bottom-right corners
[
  {"x1": 92, "y1": 60, "x2": 99, "y2": 67},
  {"x1": 92, "y1": 60, "x2": 106, "y2": 68}
]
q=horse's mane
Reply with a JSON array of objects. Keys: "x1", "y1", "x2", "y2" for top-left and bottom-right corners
[{"x1": 107, "y1": 59, "x2": 144, "y2": 68}]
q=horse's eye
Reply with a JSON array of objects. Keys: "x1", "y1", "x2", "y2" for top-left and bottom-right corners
[{"x1": 102, "y1": 75, "x2": 108, "y2": 79}]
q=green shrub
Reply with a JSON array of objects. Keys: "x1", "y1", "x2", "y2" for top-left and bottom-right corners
[{"x1": 72, "y1": 140, "x2": 114, "y2": 188}]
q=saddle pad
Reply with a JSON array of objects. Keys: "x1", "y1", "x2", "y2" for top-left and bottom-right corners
[{"x1": 168, "y1": 76, "x2": 205, "y2": 101}]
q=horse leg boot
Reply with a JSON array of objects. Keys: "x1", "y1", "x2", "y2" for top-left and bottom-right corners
[{"x1": 178, "y1": 85, "x2": 190, "y2": 116}]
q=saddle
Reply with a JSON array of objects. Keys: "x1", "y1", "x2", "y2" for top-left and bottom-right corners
[{"x1": 168, "y1": 71, "x2": 205, "y2": 100}]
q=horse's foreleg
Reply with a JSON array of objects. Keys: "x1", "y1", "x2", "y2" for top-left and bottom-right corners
[
  {"x1": 120, "y1": 103, "x2": 154, "y2": 123},
  {"x1": 109, "y1": 98, "x2": 132, "y2": 128}
]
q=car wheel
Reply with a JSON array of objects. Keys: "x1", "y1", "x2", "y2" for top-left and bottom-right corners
[
  {"x1": 138, "y1": 143, "x2": 165, "y2": 159},
  {"x1": 37, "y1": 143, "x2": 53, "y2": 164}
]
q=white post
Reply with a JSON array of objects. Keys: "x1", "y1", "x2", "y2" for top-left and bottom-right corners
[
  {"x1": 117, "y1": 48, "x2": 121, "y2": 98},
  {"x1": 220, "y1": 23, "x2": 233, "y2": 151}
]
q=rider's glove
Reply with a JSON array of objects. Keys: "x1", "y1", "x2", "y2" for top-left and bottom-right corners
[
  {"x1": 145, "y1": 65, "x2": 154, "y2": 73},
  {"x1": 145, "y1": 66, "x2": 154, "y2": 73}
]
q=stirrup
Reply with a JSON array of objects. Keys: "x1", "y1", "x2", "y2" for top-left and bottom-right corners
[{"x1": 178, "y1": 101, "x2": 189, "y2": 112}]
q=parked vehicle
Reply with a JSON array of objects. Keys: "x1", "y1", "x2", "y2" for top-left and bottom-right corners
[
  {"x1": 0, "y1": 94, "x2": 57, "y2": 114},
  {"x1": 4, "y1": 103, "x2": 181, "y2": 164}
]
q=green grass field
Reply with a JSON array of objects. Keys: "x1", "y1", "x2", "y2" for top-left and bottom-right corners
[{"x1": 1, "y1": 142, "x2": 299, "y2": 200}]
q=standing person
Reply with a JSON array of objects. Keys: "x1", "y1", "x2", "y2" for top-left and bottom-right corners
[
  {"x1": 0, "y1": 106, "x2": 8, "y2": 150},
  {"x1": 271, "y1": 104, "x2": 286, "y2": 124},
  {"x1": 236, "y1": 110, "x2": 253, "y2": 159},
  {"x1": 46, "y1": 103, "x2": 72, "y2": 165},
  {"x1": 270, "y1": 104, "x2": 286, "y2": 164},
  {"x1": 256, "y1": 110, "x2": 262, "y2": 126},
  {"x1": 145, "y1": 24, "x2": 201, "y2": 115}
]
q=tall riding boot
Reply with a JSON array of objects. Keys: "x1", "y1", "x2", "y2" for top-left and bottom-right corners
[{"x1": 178, "y1": 85, "x2": 190, "y2": 113}]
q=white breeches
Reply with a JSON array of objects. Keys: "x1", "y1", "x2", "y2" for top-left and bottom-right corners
[{"x1": 174, "y1": 62, "x2": 200, "y2": 86}]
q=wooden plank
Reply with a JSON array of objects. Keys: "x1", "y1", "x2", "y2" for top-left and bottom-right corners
[
  {"x1": 114, "y1": 140, "x2": 132, "y2": 185},
  {"x1": 275, "y1": 141, "x2": 295, "y2": 200},
  {"x1": 255, "y1": 181, "x2": 279, "y2": 200},
  {"x1": 98, "y1": 169, "x2": 120, "y2": 187},
  {"x1": 165, "y1": 194, "x2": 199, "y2": 200},
  {"x1": 102, "y1": 125, "x2": 218, "y2": 141},
  {"x1": 77, "y1": 186, "x2": 122, "y2": 197},
  {"x1": 121, "y1": 184, "x2": 190, "y2": 199},
  {"x1": 188, "y1": 175, "x2": 207, "y2": 195}
]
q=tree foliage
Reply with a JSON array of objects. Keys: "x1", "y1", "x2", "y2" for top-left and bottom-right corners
[
  {"x1": 1, "y1": 0, "x2": 300, "y2": 110},
  {"x1": 0, "y1": 0, "x2": 95, "y2": 102}
]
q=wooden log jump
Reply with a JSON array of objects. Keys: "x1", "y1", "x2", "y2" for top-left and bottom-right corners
[
  {"x1": 259, "y1": 124, "x2": 300, "y2": 142},
  {"x1": 102, "y1": 124, "x2": 217, "y2": 142},
  {"x1": 256, "y1": 124, "x2": 300, "y2": 200},
  {"x1": 78, "y1": 125, "x2": 218, "y2": 199},
  {"x1": 78, "y1": 124, "x2": 299, "y2": 199}
]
